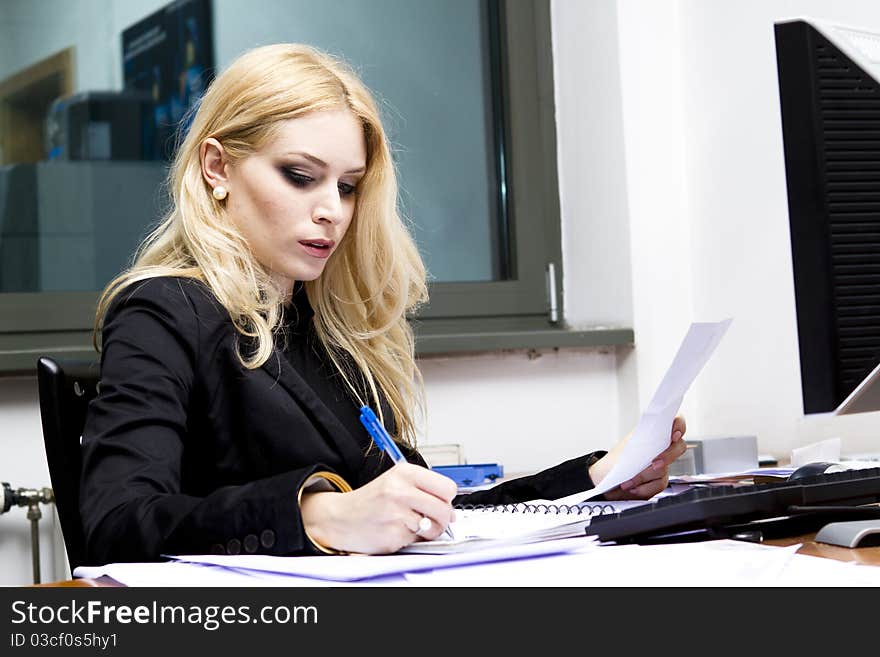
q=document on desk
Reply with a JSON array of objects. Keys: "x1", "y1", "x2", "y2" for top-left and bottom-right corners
[
  {"x1": 398, "y1": 500, "x2": 649, "y2": 554},
  {"x1": 403, "y1": 539, "x2": 805, "y2": 587},
  {"x1": 554, "y1": 318, "x2": 732, "y2": 505},
  {"x1": 166, "y1": 537, "x2": 596, "y2": 582}
]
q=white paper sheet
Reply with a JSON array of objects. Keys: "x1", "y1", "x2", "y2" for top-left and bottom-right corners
[
  {"x1": 73, "y1": 560, "x2": 409, "y2": 587},
  {"x1": 72, "y1": 560, "x2": 326, "y2": 587},
  {"x1": 403, "y1": 539, "x2": 803, "y2": 587},
  {"x1": 75, "y1": 539, "x2": 880, "y2": 587},
  {"x1": 165, "y1": 536, "x2": 595, "y2": 582},
  {"x1": 774, "y1": 552, "x2": 880, "y2": 586},
  {"x1": 790, "y1": 437, "x2": 841, "y2": 467},
  {"x1": 554, "y1": 318, "x2": 732, "y2": 504}
]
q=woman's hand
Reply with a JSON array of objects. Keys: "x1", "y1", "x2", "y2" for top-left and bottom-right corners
[
  {"x1": 590, "y1": 415, "x2": 687, "y2": 501},
  {"x1": 300, "y1": 463, "x2": 457, "y2": 554}
]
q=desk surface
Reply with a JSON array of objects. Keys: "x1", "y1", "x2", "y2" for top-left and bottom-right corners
[
  {"x1": 766, "y1": 533, "x2": 880, "y2": 566},
  {"x1": 34, "y1": 531, "x2": 880, "y2": 587}
]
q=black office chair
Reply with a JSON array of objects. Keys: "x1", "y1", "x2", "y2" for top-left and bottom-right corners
[{"x1": 36, "y1": 356, "x2": 100, "y2": 572}]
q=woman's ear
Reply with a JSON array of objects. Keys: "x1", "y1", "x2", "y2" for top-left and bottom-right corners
[{"x1": 200, "y1": 137, "x2": 229, "y2": 191}]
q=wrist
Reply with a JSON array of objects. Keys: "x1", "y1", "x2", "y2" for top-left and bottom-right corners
[
  {"x1": 298, "y1": 471, "x2": 352, "y2": 555},
  {"x1": 586, "y1": 451, "x2": 609, "y2": 487},
  {"x1": 300, "y1": 491, "x2": 345, "y2": 554}
]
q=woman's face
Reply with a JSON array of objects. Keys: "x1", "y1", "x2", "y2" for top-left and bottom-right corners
[{"x1": 224, "y1": 109, "x2": 367, "y2": 294}]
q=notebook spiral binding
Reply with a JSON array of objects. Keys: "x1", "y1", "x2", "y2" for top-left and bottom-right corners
[{"x1": 454, "y1": 502, "x2": 616, "y2": 515}]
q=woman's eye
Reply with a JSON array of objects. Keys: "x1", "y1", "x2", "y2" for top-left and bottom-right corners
[
  {"x1": 338, "y1": 182, "x2": 357, "y2": 196},
  {"x1": 282, "y1": 169, "x2": 313, "y2": 186}
]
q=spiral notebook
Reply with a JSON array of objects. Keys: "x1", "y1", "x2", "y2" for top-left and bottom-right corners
[{"x1": 398, "y1": 499, "x2": 648, "y2": 554}]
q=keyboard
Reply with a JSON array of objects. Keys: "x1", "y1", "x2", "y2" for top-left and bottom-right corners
[{"x1": 586, "y1": 466, "x2": 880, "y2": 543}]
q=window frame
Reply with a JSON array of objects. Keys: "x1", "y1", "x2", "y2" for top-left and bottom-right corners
[
  {"x1": 413, "y1": 0, "x2": 631, "y2": 353},
  {"x1": 0, "y1": 0, "x2": 633, "y2": 374},
  {"x1": 419, "y1": 0, "x2": 558, "y2": 321}
]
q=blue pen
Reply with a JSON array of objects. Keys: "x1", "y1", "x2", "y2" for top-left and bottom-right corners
[
  {"x1": 359, "y1": 405, "x2": 455, "y2": 540},
  {"x1": 359, "y1": 405, "x2": 405, "y2": 463}
]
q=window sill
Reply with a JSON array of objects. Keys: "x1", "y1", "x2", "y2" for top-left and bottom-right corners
[
  {"x1": 413, "y1": 317, "x2": 633, "y2": 356},
  {"x1": 0, "y1": 331, "x2": 96, "y2": 376},
  {"x1": 0, "y1": 321, "x2": 635, "y2": 375}
]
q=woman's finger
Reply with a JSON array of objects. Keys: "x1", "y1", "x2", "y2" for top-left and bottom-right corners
[
  {"x1": 625, "y1": 474, "x2": 669, "y2": 499},
  {"x1": 672, "y1": 415, "x2": 687, "y2": 439},
  {"x1": 407, "y1": 489, "x2": 455, "y2": 540},
  {"x1": 406, "y1": 463, "x2": 459, "y2": 503},
  {"x1": 651, "y1": 439, "x2": 688, "y2": 470},
  {"x1": 620, "y1": 465, "x2": 661, "y2": 491}
]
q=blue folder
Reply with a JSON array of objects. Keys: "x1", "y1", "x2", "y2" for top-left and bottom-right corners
[{"x1": 430, "y1": 463, "x2": 504, "y2": 488}]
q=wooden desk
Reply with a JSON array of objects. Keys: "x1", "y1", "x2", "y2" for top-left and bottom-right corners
[
  {"x1": 766, "y1": 533, "x2": 880, "y2": 566},
  {"x1": 33, "y1": 575, "x2": 122, "y2": 588}
]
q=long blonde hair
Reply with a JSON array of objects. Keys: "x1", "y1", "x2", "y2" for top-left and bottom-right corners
[{"x1": 95, "y1": 44, "x2": 428, "y2": 445}]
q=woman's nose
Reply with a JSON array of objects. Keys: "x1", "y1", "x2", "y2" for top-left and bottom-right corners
[{"x1": 313, "y1": 183, "x2": 344, "y2": 224}]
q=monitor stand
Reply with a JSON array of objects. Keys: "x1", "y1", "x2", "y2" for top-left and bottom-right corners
[
  {"x1": 815, "y1": 519, "x2": 880, "y2": 548},
  {"x1": 835, "y1": 361, "x2": 880, "y2": 415}
]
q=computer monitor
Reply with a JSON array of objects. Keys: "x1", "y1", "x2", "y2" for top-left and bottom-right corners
[{"x1": 774, "y1": 17, "x2": 880, "y2": 415}]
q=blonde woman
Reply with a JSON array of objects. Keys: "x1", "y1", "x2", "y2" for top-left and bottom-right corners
[{"x1": 80, "y1": 44, "x2": 686, "y2": 564}]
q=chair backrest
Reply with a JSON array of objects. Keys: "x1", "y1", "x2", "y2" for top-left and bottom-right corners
[{"x1": 36, "y1": 356, "x2": 100, "y2": 572}]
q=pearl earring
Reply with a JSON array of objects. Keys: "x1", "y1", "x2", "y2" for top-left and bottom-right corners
[{"x1": 212, "y1": 186, "x2": 228, "y2": 201}]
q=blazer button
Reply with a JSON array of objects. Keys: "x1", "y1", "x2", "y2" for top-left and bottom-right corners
[
  {"x1": 260, "y1": 529, "x2": 276, "y2": 549},
  {"x1": 243, "y1": 534, "x2": 259, "y2": 553},
  {"x1": 226, "y1": 538, "x2": 241, "y2": 555},
  {"x1": 210, "y1": 543, "x2": 226, "y2": 555}
]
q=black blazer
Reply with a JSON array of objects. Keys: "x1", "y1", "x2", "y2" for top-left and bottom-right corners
[{"x1": 80, "y1": 277, "x2": 601, "y2": 564}]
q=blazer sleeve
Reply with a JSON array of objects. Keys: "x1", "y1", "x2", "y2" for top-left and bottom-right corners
[
  {"x1": 79, "y1": 279, "x2": 334, "y2": 564},
  {"x1": 451, "y1": 452, "x2": 608, "y2": 507}
]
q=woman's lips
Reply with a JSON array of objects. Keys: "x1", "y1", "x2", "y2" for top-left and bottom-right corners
[{"x1": 298, "y1": 240, "x2": 333, "y2": 259}]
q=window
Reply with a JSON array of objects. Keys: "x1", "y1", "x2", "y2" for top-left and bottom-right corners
[{"x1": 0, "y1": 0, "x2": 616, "y2": 373}]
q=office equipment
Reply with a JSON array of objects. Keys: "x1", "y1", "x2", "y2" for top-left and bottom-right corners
[
  {"x1": 36, "y1": 356, "x2": 100, "y2": 572},
  {"x1": 45, "y1": 91, "x2": 153, "y2": 160},
  {"x1": 815, "y1": 518, "x2": 880, "y2": 548},
  {"x1": 787, "y1": 461, "x2": 843, "y2": 481},
  {"x1": 34, "y1": 160, "x2": 167, "y2": 291},
  {"x1": 430, "y1": 463, "x2": 503, "y2": 487},
  {"x1": 774, "y1": 15, "x2": 880, "y2": 557},
  {"x1": 0, "y1": 164, "x2": 39, "y2": 292},
  {"x1": 669, "y1": 444, "x2": 698, "y2": 476},
  {"x1": 680, "y1": 435, "x2": 758, "y2": 475},
  {"x1": 419, "y1": 443, "x2": 464, "y2": 466},
  {"x1": 774, "y1": 18, "x2": 880, "y2": 415},
  {"x1": 586, "y1": 466, "x2": 880, "y2": 544}
]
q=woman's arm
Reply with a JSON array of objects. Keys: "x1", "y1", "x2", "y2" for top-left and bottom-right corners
[
  {"x1": 79, "y1": 279, "x2": 335, "y2": 564},
  {"x1": 450, "y1": 417, "x2": 687, "y2": 508}
]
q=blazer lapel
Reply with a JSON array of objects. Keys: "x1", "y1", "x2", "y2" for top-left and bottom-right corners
[{"x1": 260, "y1": 349, "x2": 365, "y2": 474}]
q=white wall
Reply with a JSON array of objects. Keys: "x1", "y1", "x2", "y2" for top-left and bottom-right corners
[
  {"x1": 4, "y1": 0, "x2": 880, "y2": 584},
  {"x1": 673, "y1": 0, "x2": 880, "y2": 461},
  {"x1": 575, "y1": 0, "x2": 880, "y2": 453}
]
